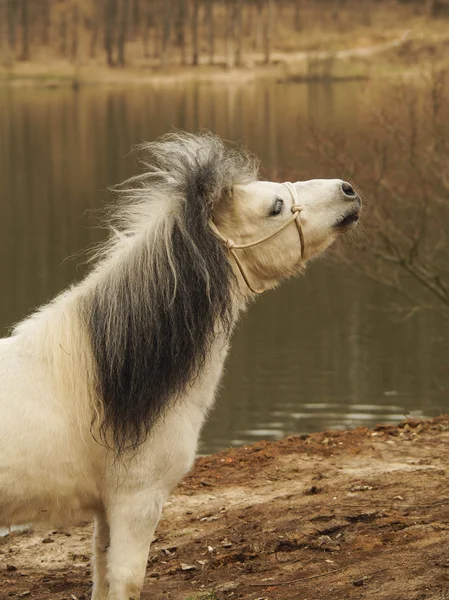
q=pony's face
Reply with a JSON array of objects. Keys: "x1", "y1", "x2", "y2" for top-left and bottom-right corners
[{"x1": 216, "y1": 179, "x2": 361, "y2": 292}]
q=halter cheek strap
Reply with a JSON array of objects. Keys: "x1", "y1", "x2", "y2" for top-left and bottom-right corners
[{"x1": 211, "y1": 182, "x2": 305, "y2": 295}]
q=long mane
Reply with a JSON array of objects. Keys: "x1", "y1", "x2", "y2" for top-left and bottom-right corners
[{"x1": 84, "y1": 132, "x2": 258, "y2": 453}]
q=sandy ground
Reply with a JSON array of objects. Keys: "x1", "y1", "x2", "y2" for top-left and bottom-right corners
[{"x1": 1, "y1": 416, "x2": 449, "y2": 599}]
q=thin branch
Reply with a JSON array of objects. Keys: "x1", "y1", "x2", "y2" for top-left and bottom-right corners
[{"x1": 249, "y1": 566, "x2": 347, "y2": 587}]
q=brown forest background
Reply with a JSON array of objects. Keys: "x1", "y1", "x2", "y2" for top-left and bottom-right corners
[{"x1": 1, "y1": 0, "x2": 448, "y2": 70}]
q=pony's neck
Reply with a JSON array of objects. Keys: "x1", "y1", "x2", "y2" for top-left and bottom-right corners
[{"x1": 13, "y1": 213, "x2": 246, "y2": 449}]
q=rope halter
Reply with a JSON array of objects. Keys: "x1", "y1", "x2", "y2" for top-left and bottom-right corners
[{"x1": 211, "y1": 182, "x2": 305, "y2": 295}]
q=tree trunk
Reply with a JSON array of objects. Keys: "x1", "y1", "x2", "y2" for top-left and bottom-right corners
[
  {"x1": 332, "y1": 0, "x2": 346, "y2": 25},
  {"x1": 41, "y1": 0, "x2": 50, "y2": 45},
  {"x1": 263, "y1": 0, "x2": 273, "y2": 65},
  {"x1": 142, "y1": 5, "x2": 150, "y2": 59},
  {"x1": 225, "y1": 0, "x2": 234, "y2": 67},
  {"x1": 1, "y1": 0, "x2": 12, "y2": 67},
  {"x1": 151, "y1": 1, "x2": 161, "y2": 60},
  {"x1": 142, "y1": 15, "x2": 150, "y2": 58},
  {"x1": 175, "y1": 0, "x2": 187, "y2": 65},
  {"x1": 19, "y1": 0, "x2": 29, "y2": 61},
  {"x1": 131, "y1": 0, "x2": 140, "y2": 36},
  {"x1": 359, "y1": 0, "x2": 371, "y2": 26},
  {"x1": 90, "y1": 4, "x2": 100, "y2": 58},
  {"x1": 59, "y1": 10, "x2": 68, "y2": 57},
  {"x1": 70, "y1": 1, "x2": 80, "y2": 63},
  {"x1": 245, "y1": 1, "x2": 253, "y2": 37},
  {"x1": 7, "y1": 0, "x2": 20, "y2": 57},
  {"x1": 205, "y1": 0, "x2": 214, "y2": 65},
  {"x1": 191, "y1": 0, "x2": 199, "y2": 66},
  {"x1": 426, "y1": 0, "x2": 440, "y2": 17},
  {"x1": 153, "y1": 28, "x2": 160, "y2": 60},
  {"x1": 117, "y1": 0, "x2": 129, "y2": 67},
  {"x1": 293, "y1": 0, "x2": 301, "y2": 32},
  {"x1": 105, "y1": 0, "x2": 117, "y2": 67},
  {"x1": 234, "y1": 0, "x2": 243, "y2": 67},
  {"x1": 160, "y1": 0, "x2": 171, "y2": 70},
  {"x1": 254, "y1": 2, "x2": 263, "y2": 51}
]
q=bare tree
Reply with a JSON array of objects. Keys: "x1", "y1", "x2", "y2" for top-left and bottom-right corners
[
  {"x1": 41, "y1": 0, "x2": 50, "y2": 45},
  {"x1": 332, "y1": 0, "x2": 347, "y2": 25},
  {"x1": 359, "y1": 0, "x2": 372, "y2": 26},
  {"x1": 191, "y1": 0, "x2": 200, "y2": 66},
  {"x1": 293, "y1": 0, "x2": 302, "y2": 32},
  {"x1": 142, "y1": 1, "x2": 152, "y2": 59},
  {"x1": 87, "y1": 0, "x2": 102, "y2": 58},
  {"x1": 117, "y1": 0, "x2": 129, "y2": 67},
  {"x1": 7, "y1": 0, "x2": 20, "y2": 54},
  {"x1": 59, "y1": 8, "x2": 68, "y2": 57},
  {"x1": 225, "y1": 0, "x2": 234, "y2": 67},
  {"x1": 70, "y1": 0, "x2": 80, "y2": 63},
  {"x1": 152, "y1": 5, "x2": 160, "y2": 60},
  {"x1": 1, "y1": 0, "x2": 13, "y2": 67},
  {"x1": 426, "y1": 0, "x2": 440, "y2": 16},
  {"x1": 161, "y1": 0, "x2": 172, "y2": 69},
  {"x1": 19, "y1": 0, "x2": 30, "y2": 61},
  {"x1": 308, "y1": 70, "x2": 449, "y2": 320},
  {"x1": 253, "y1": 0, "x2": 263, "y2": 51},
  {"x1": 204, "y1": 0, "x2": 215, "y2": 65},
  {"x1": 233, "y1": 0, "x2": 244, "y2": 67},
  {"x1": 131, "y1": 0, "x2": 140, "y2": 36},
  {"x1": 174, "y1": 0, "x2": 187, "y2": 65},
  {"x1": 105, "y1": 0, "x2": 118, "y2": 66},
  {"x1": 263, "y1": 0, "x2": 273, "y2": 65}
]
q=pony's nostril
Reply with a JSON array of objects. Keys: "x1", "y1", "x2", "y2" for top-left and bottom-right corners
[{"x1": 341, "y1": 182, "x2": 356, "y2": 198}]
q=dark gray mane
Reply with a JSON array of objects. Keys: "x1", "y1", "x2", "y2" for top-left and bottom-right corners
[{"x1": 85, "y1": 132, "x2": 258, "y2": 453}]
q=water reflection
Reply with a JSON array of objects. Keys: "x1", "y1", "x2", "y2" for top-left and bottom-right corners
[
  {"x1": 204, "y1": 262, "x2": 446, "y2": 452},
  {"x1": 0, "y1": 80, "x2": 447, "y2": 454}
]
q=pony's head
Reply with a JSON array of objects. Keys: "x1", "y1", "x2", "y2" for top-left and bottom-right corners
[
  {"x1": 87, "y1": 132, "x2": 360, "y2": 453},
  {"x1": 213, "y1": 178, "x2": 361, "y2": 294}
]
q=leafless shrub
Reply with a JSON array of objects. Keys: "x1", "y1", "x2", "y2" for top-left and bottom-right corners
[{"x1": 308, "y1": 69, "x2": 449, "y2": 320}]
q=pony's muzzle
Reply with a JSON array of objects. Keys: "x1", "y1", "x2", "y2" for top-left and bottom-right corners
[{"x1": 341, "y1": 182, "x2": 358, "y2": 199}]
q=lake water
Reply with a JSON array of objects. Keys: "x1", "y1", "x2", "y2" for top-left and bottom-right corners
[{"x1": 1, "y1": 79, "x2": 448, "y2": 455}]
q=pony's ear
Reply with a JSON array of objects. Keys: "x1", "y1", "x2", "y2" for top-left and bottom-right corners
[{"x1": 211, "y1": 185, "x2": 238, "y2": 226}]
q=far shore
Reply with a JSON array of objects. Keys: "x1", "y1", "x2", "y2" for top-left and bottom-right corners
[{"x1": 1, "y1": 27, "x2": 447, "y2": 90}]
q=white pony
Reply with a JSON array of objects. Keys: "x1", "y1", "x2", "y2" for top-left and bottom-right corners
[{"x1": 0, "y1": 132, "x2": 361, "y2": 599}]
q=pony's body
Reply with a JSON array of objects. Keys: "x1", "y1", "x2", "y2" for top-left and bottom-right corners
[
  {"x1": 0, "y1": 132, "x2": 361, "y2": 599},
  {"x1": 0, "y1": 291, "x2": 104, "y2": 526},
  {"x1": 0, "y1": 266, "x2": 231, "y2": 502},
  {"x1": 0, "y1": 283, "x2": 230, "y2": 599},
  {"x1": 0, "y1": 327, "x2": 225, "y2": 525}
]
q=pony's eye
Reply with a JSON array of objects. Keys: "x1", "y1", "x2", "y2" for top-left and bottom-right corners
[{"x1": 270, "y1": 197, "x2": 284, "y2": 216}]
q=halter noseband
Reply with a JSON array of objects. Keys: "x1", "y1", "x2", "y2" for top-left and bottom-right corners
[{"x1": 211, "y1": 182, "x2": 305, "y2": 295}]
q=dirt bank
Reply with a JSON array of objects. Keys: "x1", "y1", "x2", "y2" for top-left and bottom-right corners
[{"x1": 1, "y1": 416, "x2": 449, "y2": 599}]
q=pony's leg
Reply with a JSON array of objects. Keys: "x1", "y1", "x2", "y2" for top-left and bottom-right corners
[
  {"x1": 106, "y1": 492, "x2": 165, "y2": 600},
  {"x1": 92, "y1": 510, "x2": 111, "y2": 600}
]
